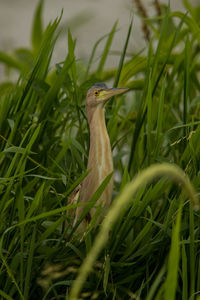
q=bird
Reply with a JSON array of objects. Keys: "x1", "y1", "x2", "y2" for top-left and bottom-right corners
[{"x1": 70, "y1": 83, "x2": 129, "y2": 233}]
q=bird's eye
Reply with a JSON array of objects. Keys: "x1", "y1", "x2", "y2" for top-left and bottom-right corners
[{"x1": 94, "y1": 91, "x2": 99, "y2": 96}]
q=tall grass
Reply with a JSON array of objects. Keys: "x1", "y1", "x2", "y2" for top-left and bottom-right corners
[{"x1": 0, "y1": 1, "x2": 200, "y2": 299}]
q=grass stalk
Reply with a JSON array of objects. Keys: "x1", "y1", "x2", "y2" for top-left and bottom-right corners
[{"x1": 69, "y1": 163, "x2": 199, "y2": 299}]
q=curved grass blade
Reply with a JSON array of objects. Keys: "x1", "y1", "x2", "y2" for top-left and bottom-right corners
[
  {"x1": 69, "y1": 163, "x2": 199, "y2": 299},
  {"x1": 0, "y1": 52, "x2": 24, "y2": 71}
]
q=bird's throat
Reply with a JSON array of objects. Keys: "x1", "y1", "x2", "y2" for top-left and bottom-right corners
[{"x1": 87, "y1": 107, "x2": 113, "y2": 184}]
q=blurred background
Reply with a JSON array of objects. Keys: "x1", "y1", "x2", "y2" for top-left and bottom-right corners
[{"x1": 0, "y1": 0, "x2": 198, "y2": 77}]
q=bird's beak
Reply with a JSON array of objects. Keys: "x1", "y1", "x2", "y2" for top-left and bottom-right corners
[{"x1": 98, "y1": 87, "x2": 129, "y2": 103}]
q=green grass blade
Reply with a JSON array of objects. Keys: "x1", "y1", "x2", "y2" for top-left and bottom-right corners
[
  {"x1": 97, "y1": 21, "x2": 118, "y2": 76},
  {"x1": 171, "y1": 12, "x2": 200, "y2": 46},
  {"x1": 0, "y1": 290, "x2": 14, "y2": 300},
  {"x1": 103, "y1": 254, "x2": 110, "y2": 296},
  {"x1": 182, "y1": 242, "x2": 188, "y2": 300},
  {"x1": 147, "y1": 71, "x2": 152, "y2": 164},
  {"x1": 114, "y1": 18, "x2": 133, "y2": 87},
  {"x1": 31, "y1": 0, "x2": 44, "y2": 51},
  {"x1": 69, "y1": 163, "x2": 199, "y2": 299},
  {"x1": 24, "y1": 225, "x2": 36, "y2": 299},
  {"x1": 146, "y1": 265, "x2": 166, "y2": 300},
  {"x1": 36, "y1": 217, "x2": 64, "y2": 247},
  {"x1": 26, "y1": 182, "x2": 45, "y2": 219},
  {"x1": 39, "y1": 53, "x2": 74, "y2": 121},
  {"x1": 197, "y1": 258, "x2": 200, "y2": 293},
  {"x1": 128, "y1": 40, "x2": 153, "y2": 173},
  {"x1": 85, "y1": 33, "x2": 108, "y2": 78},
  {"x1": 0, "y1": 247, "x2": 25, "y2": 300},
  {"x1": 183, "y1": 35, "x2": 190, "y2": 139},
  {"x1": 16, "y1": 186, "x2": 25, "y2": 291},
  {"x1": 0, "y1": 51, "x2": 24, "y2": 71},
  {"x1": 128, "y1": 11, "x2": 185, "y2": 172},
  {"x1": 71, "y1": 172, "x2": 113, "y2": 235},
  {"x1": 189, "y1": 201, "x2": 195, "y2": 300},
  {"x1": 154, "y1": 76, "x2": 166, "y2": 156},
  {"x1": 108, "y1": 18, "x2": 133, "y2": 111},
  {"x1": 164, "y1": 197, "x2": 183, "y2": 300}
]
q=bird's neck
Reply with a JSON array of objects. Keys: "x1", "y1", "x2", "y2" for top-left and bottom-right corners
[{"x1": 87, "y1": 107, "x2": 113, "y2": 173}]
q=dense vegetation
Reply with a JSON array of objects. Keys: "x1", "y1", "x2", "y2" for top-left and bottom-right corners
[{"x1": 0, "y1": 0, "x2": 200, "y2": 299}]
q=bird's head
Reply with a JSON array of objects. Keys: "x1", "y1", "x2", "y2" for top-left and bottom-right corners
[
  {"x1": 86, "y1": 83, "x2": 128, "y2": 124},
  {"x1": 86, "y1": 83, "x2": 128, "y2": 108},
  {"x1": 86, "y1": 83, "x2": 128, "y2": 123}
]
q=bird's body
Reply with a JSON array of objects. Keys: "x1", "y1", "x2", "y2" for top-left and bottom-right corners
[
  {"x1": 74, "y1": 105, "x2": 114, "y2": 229},
  {"x1": 72, "y1": 83, "x2": 128, "y2": 232}
]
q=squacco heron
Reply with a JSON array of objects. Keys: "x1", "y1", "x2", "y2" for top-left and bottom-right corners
[{"x1": 72, "y1": 83, "x2": 128, "y2": 232}]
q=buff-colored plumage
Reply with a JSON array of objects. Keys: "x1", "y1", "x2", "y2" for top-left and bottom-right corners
[{"x1": 71, "y1": 83, "x2": 128, "y2": 232}]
